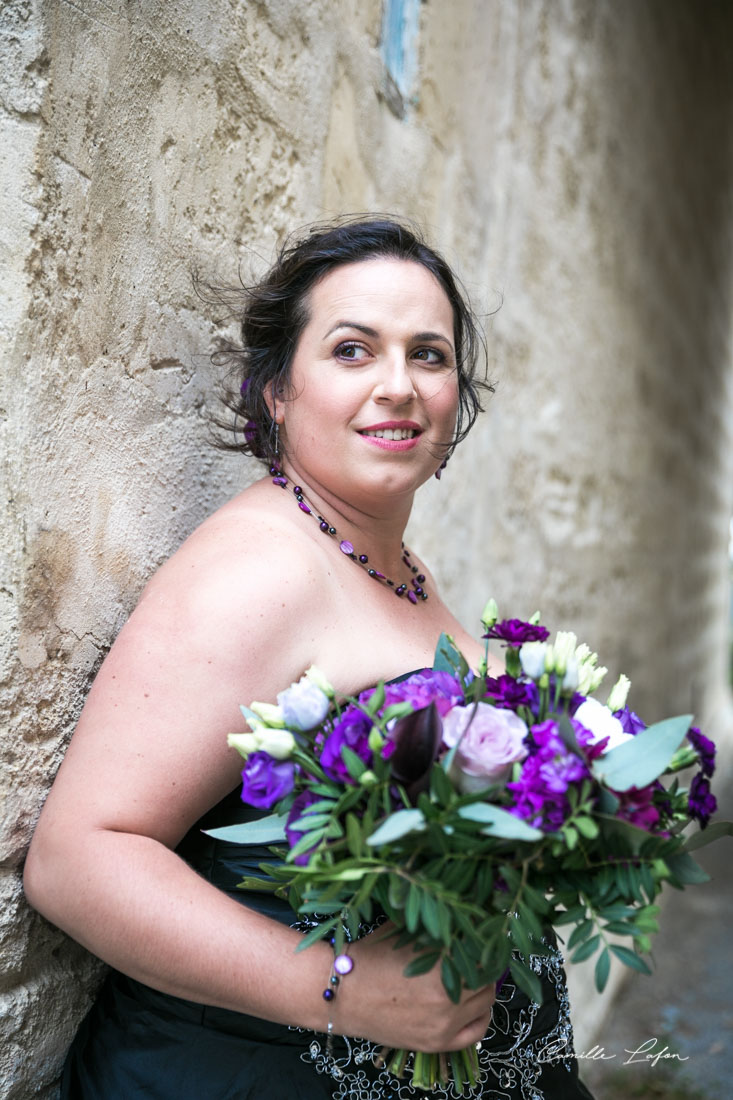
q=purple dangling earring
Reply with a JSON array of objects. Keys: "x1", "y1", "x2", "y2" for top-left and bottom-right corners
[
  {"x1": 270, "y1": 421, "x2": 288, "y2": 486},
  {"x1": 435, "y1": 455, "x2": 449, "y2": 480}
]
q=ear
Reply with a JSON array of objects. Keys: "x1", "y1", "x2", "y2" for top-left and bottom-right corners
[{"x1": 264, "y1": 380, "x2": 286, "y2": 423}]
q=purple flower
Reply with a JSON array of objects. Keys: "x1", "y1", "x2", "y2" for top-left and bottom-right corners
[
  {"x1": 614, "y1": 707, "x2": 646, "y2": 737},
  {"x1": 361, "y1": 669, "x2": 463, "y2": 718},
  {"x1": 687, "y1": 727, "x2": 716, "y2": 778},
  {"x1": 285, "y1": 790, "x2": 322, "y2": 865},
  {"x1": 239, "y1": 751, "x2": 296, "y2": 810},
  {"x1": 484, "y1": 619, "x2": 550, "y2": 646},
  {"x1": 613, "y1": 785, "x2": 661, "y2": 831},
  {"x1": 507, "y1": 719, "x2": 590, "y2": 831},
  {"x1": 688, "y1": 773, "x2": 717, "y2": 828},
  {"x1": 484, "y1": 674, "x2": 539, "y2": 714},
  {"x1": 319, "y1": 706, "x2": 372, "y2": 784}
]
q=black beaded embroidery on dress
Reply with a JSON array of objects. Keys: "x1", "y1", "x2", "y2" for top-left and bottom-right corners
[{"x1": 290, "y1": 923, "x2": 576, "y2": 1100}]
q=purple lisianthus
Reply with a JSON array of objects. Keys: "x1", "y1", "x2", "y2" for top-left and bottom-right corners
[
  {"x1": 239, "y1": 751, "x2": 296, "y2": 810},
  {"x1": 484, "y1": 619, "x2": 550, "y2": 646},
  {"x1": 285, "y1": 790, "x2": 322, "y2": 865},
  {"x1": 319, "y1": 706, "x2": 372, "y2": 784},
  {"x1": 688, "y1": 773, "x2": 717, "y2": 829},
  {"x1": 687, "y1": 726, "x2": 716, "y2": 778},
  {"x1": 507, "y1": 719, "x2": 591, "y2": 831},
  {"x1": 484, "y1": 674, "x2": 539, "y2": 714},
  {"x1": 361, "y1": 669, "x2": 463, "y2": 718},
  {"x1": 614, "y1": 706, "x2": 647, "y2": 737}
]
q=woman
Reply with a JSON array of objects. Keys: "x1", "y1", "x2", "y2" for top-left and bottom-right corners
[{"x1": 24, "y1": 218, "x2": 594, "y2": 1099}]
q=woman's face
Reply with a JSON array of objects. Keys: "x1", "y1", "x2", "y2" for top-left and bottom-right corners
[{"x1": 278, "y1": 258, "x2": 459, "y2": 506}]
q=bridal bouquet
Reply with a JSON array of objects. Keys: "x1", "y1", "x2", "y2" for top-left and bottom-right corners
[{"x1": 211, "y1": 600, "x2": 729, "y2": 1094}]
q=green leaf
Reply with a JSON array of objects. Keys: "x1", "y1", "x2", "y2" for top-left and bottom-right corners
[
  {"x1": 404, "y1": 949, "x2": 441, "y2": 978},
  {"x1": 594, "y1": 947, "x2": 611, "y2": 992},
  {"x1": 609, "y1": 944, "x2": 653, "y2": 975},
  {"x1": 421, "y1": 893, "x2": 441, "y2": 941},
  {"x1": 367, "y1": 808, "x2": 426, "y2": 847},
  {"x1": 434, "y1": 632, "x2": 461, "y2": 674},
  {"x1": 440, "y1": 954, "x2": 462, "y2": 1003},
  {"x1": 554, "y1": 904, "x2": 587, "y2": 926},
  {"x1": 592, "y1": 714, "x2": 692, "y2": 791},
  {"x1": 570, "y1": 934, "x2": 601, "y2": 964},
  {"x1": 341, "y1": 746, "x2": 367, "y2": 780},
  {"x1": 509, "y1": 961, "x2": 543, "y2": 1005},
  {"x1": 406, "y1": 883, "x2": 421, "y2": 933},
  {"x1": 508, "y1": 913, "x2": 534, "y2": 957},
  {"x1": 345, "y1": 813, "x2": 363, "y2": 858},
  {"x1": 557, "y1": 712, "x2": 584, "y2": 757},
  {"x1": 287, "y1": 827, "x2": 327, "y2": 861},
  {"x1": 457, "y1": 802, "x2": 544, "y2": 841},
  {"x1": 665, "y1": 851, "x2": 711, "y2": 885},
  {"x1": 365, "y1": 681, "x2": 386, "y2": 716},
  {"x1": 204, "y1": 813, "x2": 288, "y2": 845},
  {"x1": 683, "y1": 820, "x2": 733, "y2": 852},
  {"x1": 564, "y1": 826, "x2": 578, "y2": 850},
  {"x1": 287, "y1": 813, "x2": 334, "y2": 833},
  {"x1": 566, "y1": 919, "x2": 594, "y2": 951},
  {"x1": 574, "y1": 816, "x2": 600, "y2": 840}
]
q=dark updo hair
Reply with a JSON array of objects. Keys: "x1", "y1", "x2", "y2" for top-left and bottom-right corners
[{"x1": 210, "y1": 216, "x2": 492, "y2": 467}]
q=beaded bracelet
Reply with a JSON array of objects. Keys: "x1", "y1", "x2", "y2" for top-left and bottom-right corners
[{"x1": 322, "y1": 950, "x2": 354, "y2": 1055}]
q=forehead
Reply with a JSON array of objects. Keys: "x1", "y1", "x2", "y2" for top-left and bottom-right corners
[{"x1": 305, "y1": 258, "x2": 455, "y2": 334}]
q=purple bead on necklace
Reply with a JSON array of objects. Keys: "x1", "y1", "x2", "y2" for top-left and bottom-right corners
[{"x1": 270, "y1": 467, "x2": 428, "y2": 605}]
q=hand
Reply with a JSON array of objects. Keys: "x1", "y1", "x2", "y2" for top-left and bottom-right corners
[{"x1": 333, "y1": 924, "x2": 495, "y2": 1053}]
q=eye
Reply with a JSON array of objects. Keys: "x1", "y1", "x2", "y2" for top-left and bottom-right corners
[
  {"x1": 412, "y1": 346, "x2": 446, "y2": 366},
  {"x1": 334, "y1": 341, "x2": 370, "y2": 363}
]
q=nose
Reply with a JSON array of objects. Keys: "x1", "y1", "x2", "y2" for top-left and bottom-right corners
[{"x1": 373, "y1": 354, "x2": 416, "y2": 405}]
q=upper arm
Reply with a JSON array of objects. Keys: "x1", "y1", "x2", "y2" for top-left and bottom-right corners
[{"x1": 34, "y1": 516, "x2": 324, "y2": 850}]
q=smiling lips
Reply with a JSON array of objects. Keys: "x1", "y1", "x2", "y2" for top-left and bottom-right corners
[{"x1": 358, "y1": 422, "x2": 422, "y2": 449}]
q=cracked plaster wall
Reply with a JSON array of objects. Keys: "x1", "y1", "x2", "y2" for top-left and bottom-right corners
[{"x1": 2, "y1": 0, "x2": 733, "y2": 1095}]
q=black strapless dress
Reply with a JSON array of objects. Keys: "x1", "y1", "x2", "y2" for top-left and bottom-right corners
[{"x1": 62, "y1": 790, "x2": 595, "y2": 1100}]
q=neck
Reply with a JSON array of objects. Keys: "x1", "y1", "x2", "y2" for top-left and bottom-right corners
[
  {"x1": 278, "y1": 460, "x2": 414, "y2": 572},
  {"x1": 271, "y1": 460, "x2": 429, "y2": 605}
]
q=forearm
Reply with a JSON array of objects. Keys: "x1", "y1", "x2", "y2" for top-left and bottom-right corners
[{"x1": 24, "y1": 828, "x2": 332, "y2": 1032}]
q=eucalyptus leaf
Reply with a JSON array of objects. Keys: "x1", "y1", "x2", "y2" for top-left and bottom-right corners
[
  {"x1": 683, "y1": 820, "x2": 733, "y2": 852},
  {"x1": 433, "y1": 632, "x2": 461, "y2": 674},
  {"x1": 203, "y1": 813, "x2": 288, "y2": 845},
  {"x1": 457, "y1": 802, "x2": 544, "y2": 841},
  {"x1": 367, "y1": 808, "x2": 427, "y2": 846},
  {"x1": 591, "y1": 714, "x2": 692, "y2": 791},
  {"x1": 509, "y1": 961, "x2": 543, "y2": 1005}
]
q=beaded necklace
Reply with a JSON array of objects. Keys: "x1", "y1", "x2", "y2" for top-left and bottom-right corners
[{"x1": 270, "y1": 466, "x2": 428, "y2": 604}]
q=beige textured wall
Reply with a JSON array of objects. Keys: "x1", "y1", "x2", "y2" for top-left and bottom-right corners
[{"x1": 2, "y1": 0, "x2": 732, "y2": 1095}]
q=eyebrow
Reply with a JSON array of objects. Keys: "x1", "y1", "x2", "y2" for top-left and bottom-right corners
[{"x1": 324, "y1": 321, "x2": 454, "y2": 350}]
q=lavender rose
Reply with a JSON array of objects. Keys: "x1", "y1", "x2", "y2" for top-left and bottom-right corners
[
  {"x1": 277, "y1": 675, "x2": 331, "y2": 731},
  {"x1": 441, "y1": 703, "x2": 528, "y2": 794},
  {"x1": 239, "y1": 751, "x2": 296, "y2": 809}
]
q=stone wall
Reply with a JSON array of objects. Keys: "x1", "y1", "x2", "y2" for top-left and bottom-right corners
[{"x1": 2, "y1": 0, "x2": 732, "y2": 1095}]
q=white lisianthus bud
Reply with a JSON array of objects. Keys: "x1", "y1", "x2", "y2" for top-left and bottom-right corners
[
  {"x1": 519, "y1": 641, "x2": 549, "y2": 681},
  {"x1": 249, "y1": 701, "x2": 286, "y2": 727},
  {"x1": 304, "y1": 665, "x2": 336, "y2": 699},
  {"x1": 552, "y1": 632, "x2": 578, "y2": 677},
  {"x1": 606, "y1": 674, "x2": 631, "y2": 713},
  {"x1": 575, "y1": 644, "x2": 608, "y2": 696},
  {"x1": 368, "y1": 726, "x2": 385, "y2": 753},
  {"x1": 544, "y1": 644, "x2": 556, "y2": 674},
  {"x1": 481, "y1": 598, "x2": 499, "y2": 630},
  {"x1": 561, "y1": 656, "x2": 579, "y2": 694},
  {"x1": 227, "y1": 732, "x2": 259, "y2": 759},
  {"x1": 251, "y1": 727, "x2": 297, "y2": 760}
]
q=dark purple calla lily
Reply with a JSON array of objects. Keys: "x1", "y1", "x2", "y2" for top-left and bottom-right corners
[{"x1": 388, "y1": 702, "x2": 443, "y2": 801}]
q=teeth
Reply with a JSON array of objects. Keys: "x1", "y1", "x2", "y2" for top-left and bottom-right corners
[{"x1": 363, "y1": 428, "x2": 418, "y2": 440}]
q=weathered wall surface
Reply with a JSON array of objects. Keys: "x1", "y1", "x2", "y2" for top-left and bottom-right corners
[{"x1": 2, "y1": 0, "x2": 732, "y2": 1095}]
